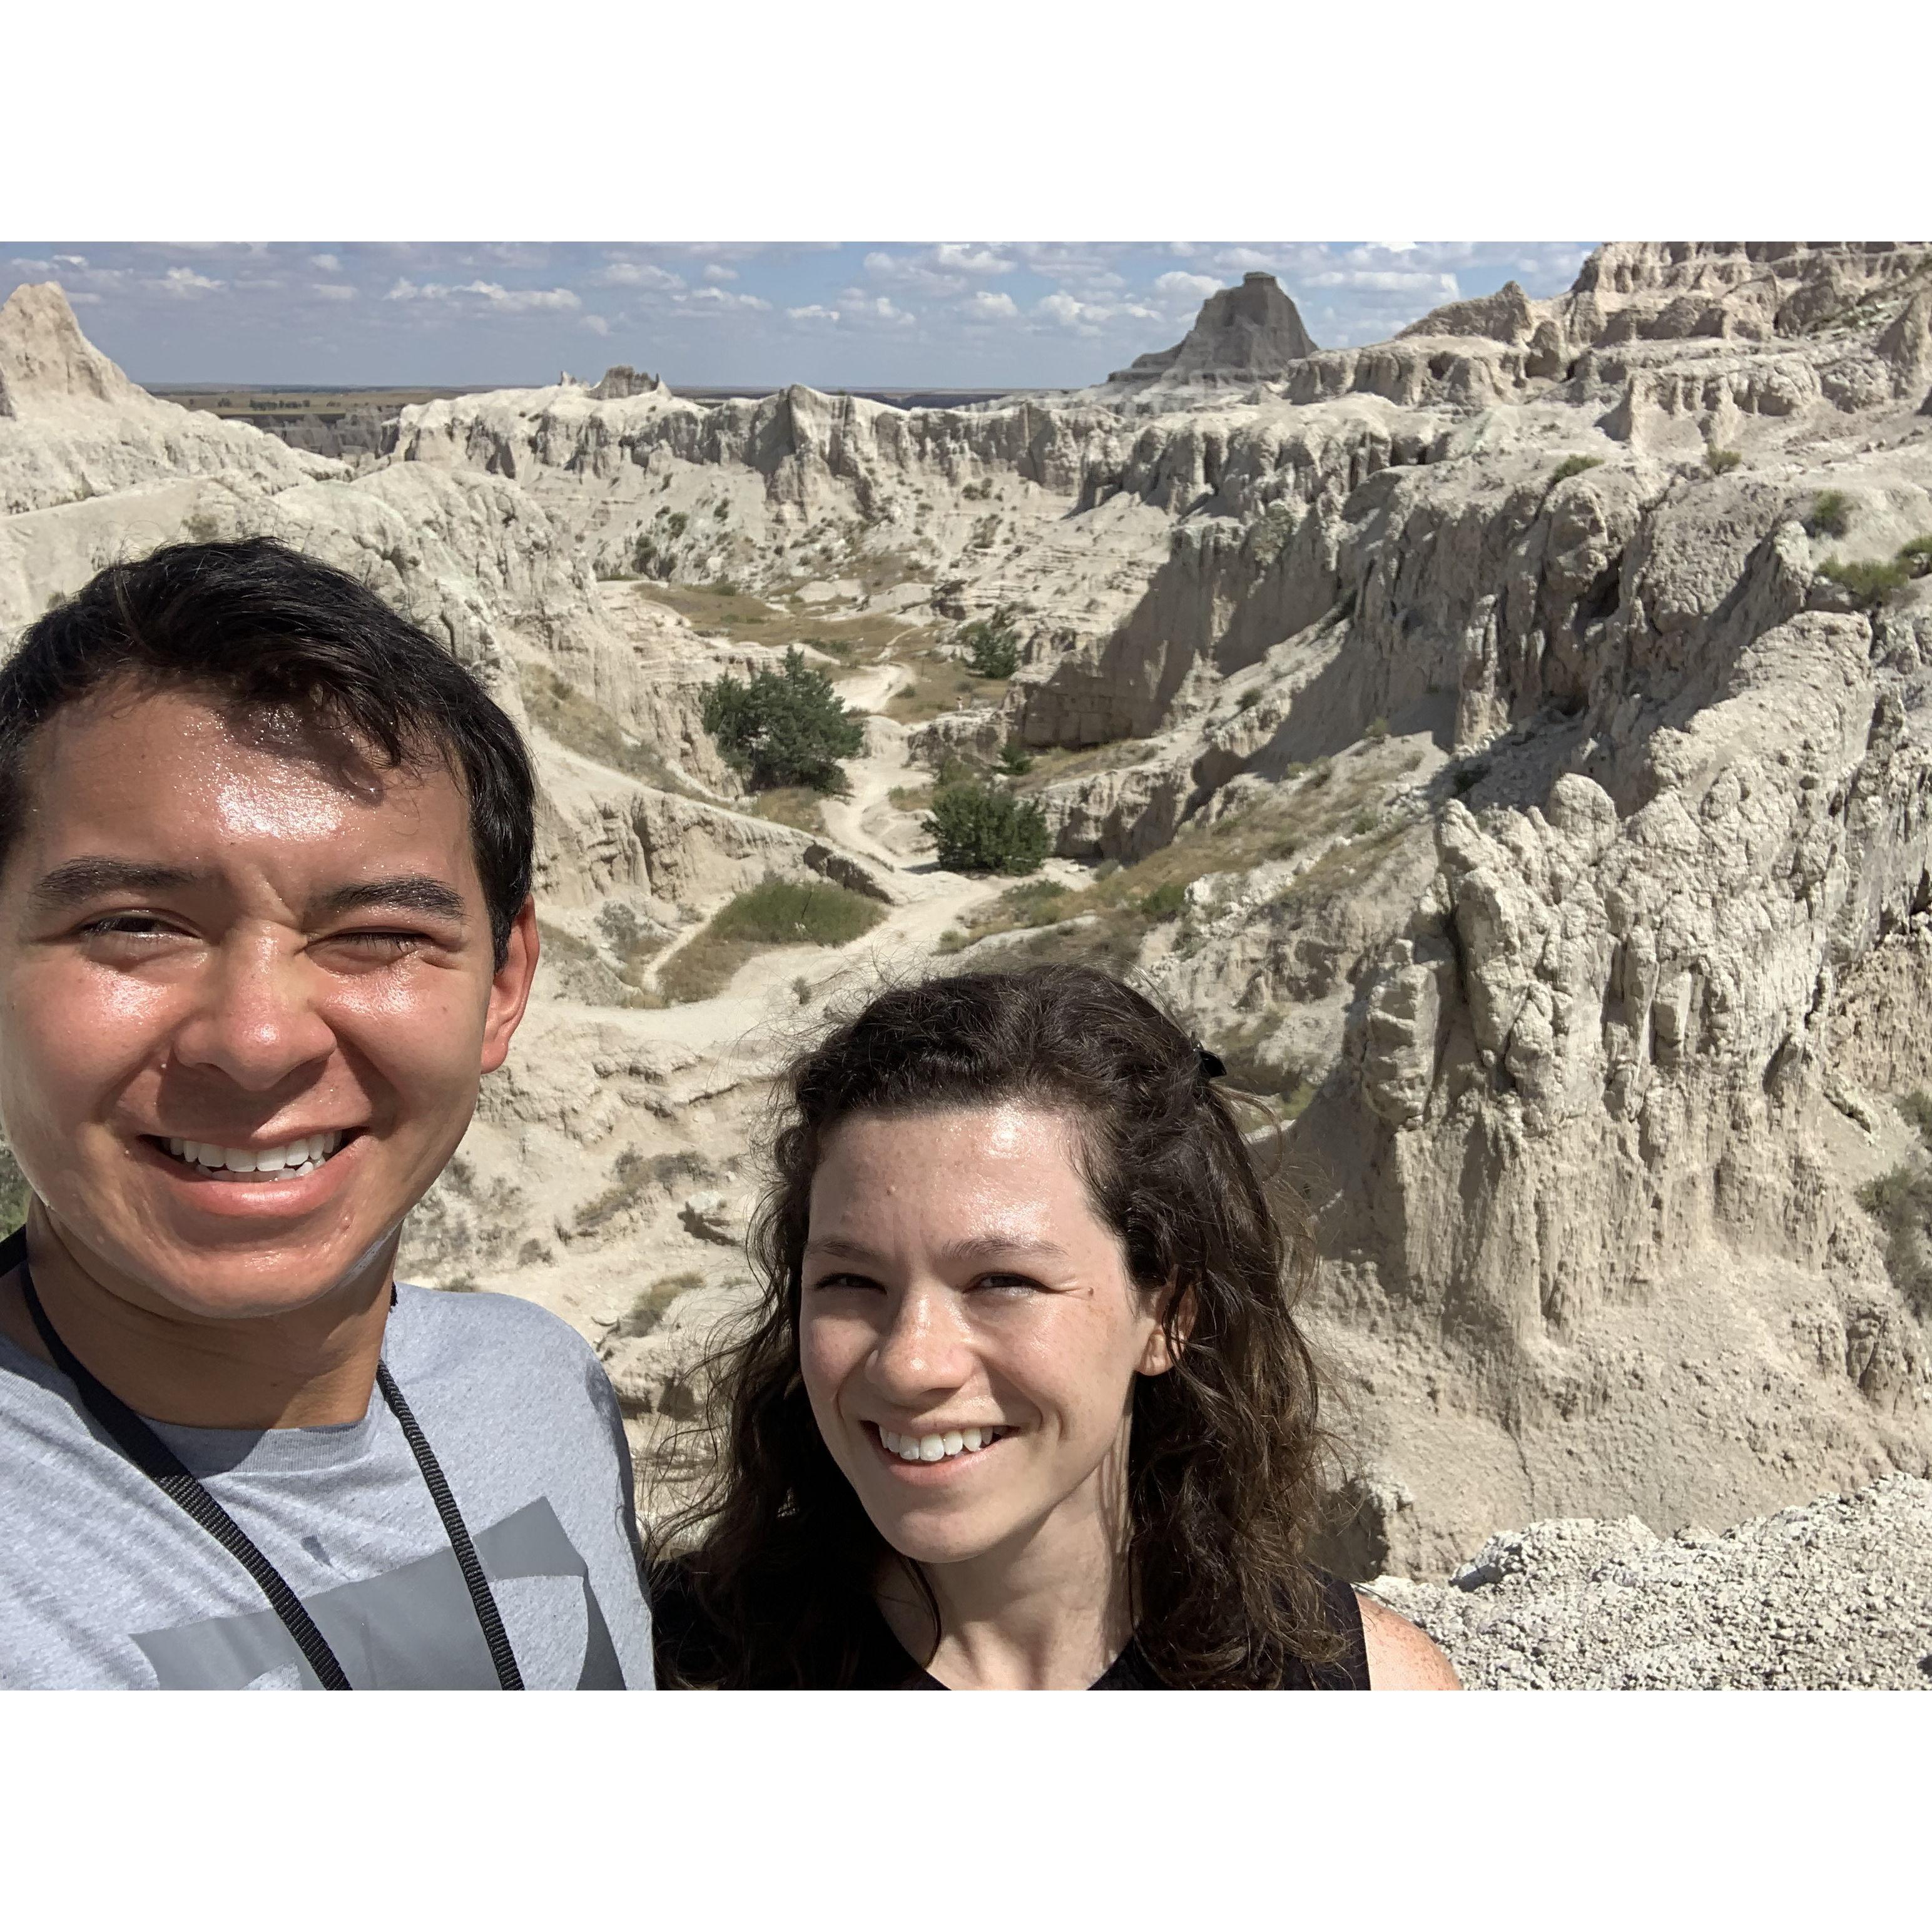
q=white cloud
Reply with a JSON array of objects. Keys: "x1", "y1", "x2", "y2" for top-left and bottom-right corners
[
  {"x1": 385, "y1": 277, "x2": 581, "y2": 312},
  {"x1": 584, "y1": 313, "x2": 611, "y2": 335},
  {"x1": 786, "y1": 304, "x2": 841, "y2": 324},
  {"x1": 963, "y1": 290, "x2": 1019, "y2": 322},
  {"x1": 688, "y1": 286, "x2": 772, "y2": 312},
  {"x1": 701, "y1": 263, "x2": 738, "y2": 283},
  {"x1": 930, "y1": 243, "x2": 1014, "y2": 277},
  {"x1": 1154, "y1": 270, "x2": 1221, "y2": 302},
  {"x1": 836, "y1": 291, "x2": 917, "y2": 328},
  {"x1": 1036, "y1": 291, "x2": 1100, "y2": 334},
  {"x1": 161, "y1": 266, "x2": 223, "y2": 295},
  {"x1": 312, "y1": 283, "x2": 357, "y2": 302},
  {"x1": 53, "y1": 253, "x2": 88, "y2": 269},
  {"x1": 596, "y1": 261, "x2": 684, "y2": 291},
  {"x1": 310, "y1": 253, "x2": 341, "y2": 272}
]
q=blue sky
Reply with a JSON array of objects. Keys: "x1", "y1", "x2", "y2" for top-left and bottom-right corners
[{"x1": 2, "y1": 240, "x2": 1597, "y2": 390}]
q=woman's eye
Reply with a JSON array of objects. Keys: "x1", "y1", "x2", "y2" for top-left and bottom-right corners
[
  {"x1": 972, "y1": 1272, "x2": 1040, "y2": 1295},
  {"x1": 810, "y1": 1271, "x2": 882, "y2": 1293}
]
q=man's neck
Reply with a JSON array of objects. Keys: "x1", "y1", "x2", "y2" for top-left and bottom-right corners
[{"x1": 0, "y1": 1207, "x2": 395, "y2": 1430}]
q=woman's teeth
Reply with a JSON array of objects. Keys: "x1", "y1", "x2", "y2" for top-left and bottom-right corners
[
  {"x1": 878, "y1": 1426, "x2": 1005, "y2": 1463},
  {"x1": 165, "y1": 1132, "x2": 344, "y2": 1178}
]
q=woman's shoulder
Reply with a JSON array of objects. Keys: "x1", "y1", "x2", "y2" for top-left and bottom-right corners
[{"x1": 1352, "y1": 1585, "x2": 1461, "y2": 1690}]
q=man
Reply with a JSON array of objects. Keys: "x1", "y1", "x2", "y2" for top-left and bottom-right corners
[{"x1": 0, "y1": 536, "x2": 653, "y2": 1689}]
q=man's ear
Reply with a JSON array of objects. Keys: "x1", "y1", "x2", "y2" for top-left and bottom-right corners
[
  {"x1": 1139, "y1": 1280, "x2": 1197, "y2": 1377},
  {"x1": 480, "y1": 896, "x2": 539, "y2": 1075}
]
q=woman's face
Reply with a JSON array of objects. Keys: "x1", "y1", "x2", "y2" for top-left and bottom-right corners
[{"x1": 798, "y1": 1101, "x2": 1174, "y2": 1570}]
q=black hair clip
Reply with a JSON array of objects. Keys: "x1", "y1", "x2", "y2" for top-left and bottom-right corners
[{"x1": 1196, "y1": 1045, "x2": 1226, "y2": 1081}]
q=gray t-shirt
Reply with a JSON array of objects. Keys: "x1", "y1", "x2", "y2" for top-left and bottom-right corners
[{"x1": 0, "y1": 1281, "x2": 654, "y2": 1689}]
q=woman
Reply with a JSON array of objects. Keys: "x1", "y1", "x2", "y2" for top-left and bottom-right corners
[{"x1": 650, "y1": 963, "x2": 1457, "y2": 1689}]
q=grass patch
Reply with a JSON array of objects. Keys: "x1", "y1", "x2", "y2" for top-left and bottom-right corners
[
  {"x1": 634, "y1": 582, "x2": 932, "y2": 662},
  {"x1": 1819, "y1": 557, "x2": 1911, "y2": 607},
  {"x1": 887, "y1": 781, "x2": 935, "y2": 812},
  {"x1": 1806, "y1": 489, "x2": 1853, "y2": 539},
  {"x1": 576, "y1": 1151, "x2": 713, "y2": 1239},
  {"x1": 657, "y1": 876, "x2": 886, "y2": 1005},
  {"x1": 1550, "y1": 454, "x2": 1604, "y2": 484},
  {"x1": 882, "y1": 649, "x2": 1000, "y2": 724},
  {"x1": 1706, "y1": 447, "x2": 1743, "y2": 475},
  {"x1": 949, "y1": 761, "x2": 1412, "y2": 969},
  {"x1": 754, "y1": 786, "x2": 826, "y2": 835},
  {"x1": 1010, "y1": 737, "x2": 1154, "y2": 794},
  {"x1": 612, "y1": 1271, "x2": 708, "y2": 1340},
  {"x1": 519, "y1": 661, "x2": 696, "y2": 796}
]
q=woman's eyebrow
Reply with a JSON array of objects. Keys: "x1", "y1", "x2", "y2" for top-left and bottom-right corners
[{"x1": 940, "y1": 1234, "x2": 1070, "y2": 1264}]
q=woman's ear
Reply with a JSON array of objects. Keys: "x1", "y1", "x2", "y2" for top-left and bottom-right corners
[{"x1": 1138, "y1": 1281, "x2": 1197, "y2": 1376}]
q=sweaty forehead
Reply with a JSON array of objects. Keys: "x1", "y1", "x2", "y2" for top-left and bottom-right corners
[{"x1": 8, "y1": 683, "x2": 471, "y2": 880}]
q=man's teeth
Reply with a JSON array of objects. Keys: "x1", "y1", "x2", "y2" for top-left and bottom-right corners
[
  {"x1": 165, "y1": 1131, "x2": 344, "y2": 1177},
  {"x1": 878, "y1": 1426, "x2": 1005, "y2": 1463}
]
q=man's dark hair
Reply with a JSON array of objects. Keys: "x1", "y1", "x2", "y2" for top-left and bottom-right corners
[{"x1": 0, "y1": 537, "x2": 536, "y2": 965}]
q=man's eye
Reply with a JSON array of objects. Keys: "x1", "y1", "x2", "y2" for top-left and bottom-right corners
[
  {"x1": 327, "y1": 930, "x2": 427, "y2": 956},
  {"x1": 79, "y1": 914, "x2": 179, "y2": 940}
]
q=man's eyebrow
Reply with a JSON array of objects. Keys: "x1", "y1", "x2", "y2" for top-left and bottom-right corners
[
  {"x1": 26, "y1": 858, "x2": 203, "y2": 910},
  {"x1": 315, "y1": 876, "x2": 467, "y2": 922}
]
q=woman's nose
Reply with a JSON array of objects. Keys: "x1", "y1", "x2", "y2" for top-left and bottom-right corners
[
  {"x1": 168, "y1": 933, "x2": 335, "y2": 1091},
  {"x1": 868, "y1": 1284, "x2": 973, "y2": 1400}
]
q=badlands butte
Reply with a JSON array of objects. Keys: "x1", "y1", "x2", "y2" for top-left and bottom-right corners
[{"x1": 4, "y1": 243, "x2": 1931, "y2": 1688}]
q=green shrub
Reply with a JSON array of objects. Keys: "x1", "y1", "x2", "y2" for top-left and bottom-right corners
[
  {"x1": 1140, "y1": 880, "x2": 1187, "y2": 921},
  {"x1": 632, "y1": 535, "x2": 661, "y2": 576},
  {"x1": 1818, "y1": 557, "x2": 1911, "y2": 607},
  {"x1": 997, "y1": 740, "x2": 1034, "y2": 776},
  {"x1": 701, "y1": 646, "x2": 865, "y2": 795},
  {"x1": 958, "y1": 608, "x2": 1020, "y2": 680},
  {"x1": 1898, "y1": 534, "x2": 1932, "y2": 577},
  {"x1": 1364, "y1": 715, "x2": 1390, "y2": 742},
  {"x1": 1551, "y1": 454, "x2": 1604, "y2": 484},
  {"x1": 712, "y1": 501, "x2": 729, "y2": 521},
  {"x1": 664, "y1": 511, "x2": 688, "y2": 539},
  {"x1": 1806, "y1": 490, "x2": 1852, "y2": 538},
  {"x1": 925, "y1": 781, "x2": 1050, "y2": 875},
  {"x1": 1706, "y1": 447, "x2": 1743, "y2": 475}
]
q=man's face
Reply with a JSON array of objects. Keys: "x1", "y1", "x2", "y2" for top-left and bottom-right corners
[{"x1": 0, "y1": 682, "x2": 537, "y2": 1320}]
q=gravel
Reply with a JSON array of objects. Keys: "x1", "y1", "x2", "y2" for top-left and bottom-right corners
[{"x1": 1365, "y1": 1473, "x2": 1932, "y2": 1689}]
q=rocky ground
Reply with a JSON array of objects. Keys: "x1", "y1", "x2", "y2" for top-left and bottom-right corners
[
  {"x1": 6, "y1": 243, "x2": 1932, "y2": 1684},
  {"x1": 1368, "y1": 1472, "x2": 1932, "y2": 1689}
]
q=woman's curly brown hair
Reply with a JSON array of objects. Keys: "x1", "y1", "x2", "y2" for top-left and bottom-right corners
[{"x1": 651, "y1": 962, "x2": 1340, "y2": 1687}]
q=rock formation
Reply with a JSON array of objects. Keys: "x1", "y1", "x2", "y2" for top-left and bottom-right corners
[
  {"x1": 1106, "y1": 271, "x2": 1318, "y2": 388},
  {"x1": 8, "y1": 253, "x2": 1932, "y2": 1684}
]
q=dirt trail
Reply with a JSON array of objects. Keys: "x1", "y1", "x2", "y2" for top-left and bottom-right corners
[{"x1": 633, "y1": 663, "x2": 997, "y2": 1055}]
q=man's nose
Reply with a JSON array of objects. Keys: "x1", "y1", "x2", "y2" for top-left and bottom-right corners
[
  {"x1": 868, "y1": 1283, "x2": 973, "y2": 1401},
  {"x1": 169, "y1": 933, "x2": 335, "y2": 1091}
]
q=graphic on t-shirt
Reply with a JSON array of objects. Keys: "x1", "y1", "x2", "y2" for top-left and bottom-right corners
[{"x1": 131, "y1": 1497, "x2": 624, "y2": 1689}]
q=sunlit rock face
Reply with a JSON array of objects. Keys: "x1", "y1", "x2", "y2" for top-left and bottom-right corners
[{"x1": 6, "y1": 250, "x2": 1932, "y2": 1597}]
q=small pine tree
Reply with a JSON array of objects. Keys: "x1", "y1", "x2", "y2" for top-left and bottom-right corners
[
  {"x1": 925, "y1": 781, "x2": 1049, "y2": 875},
  {"x1": 958, "y1": 608, "x2": 1021, "y2": 680},
  {"x1": 700, "y1": 647, "x2": 866, "y2": 795}
]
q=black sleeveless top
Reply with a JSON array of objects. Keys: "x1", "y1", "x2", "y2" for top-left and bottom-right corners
[{"x1": 649, "y1": 1561, "x2": 1370, "y2": 1690}]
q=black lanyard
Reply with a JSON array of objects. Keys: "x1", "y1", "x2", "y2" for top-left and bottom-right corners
[{"x1": 6, "y1": 1230, "x2": 522, "y2": 1690}]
